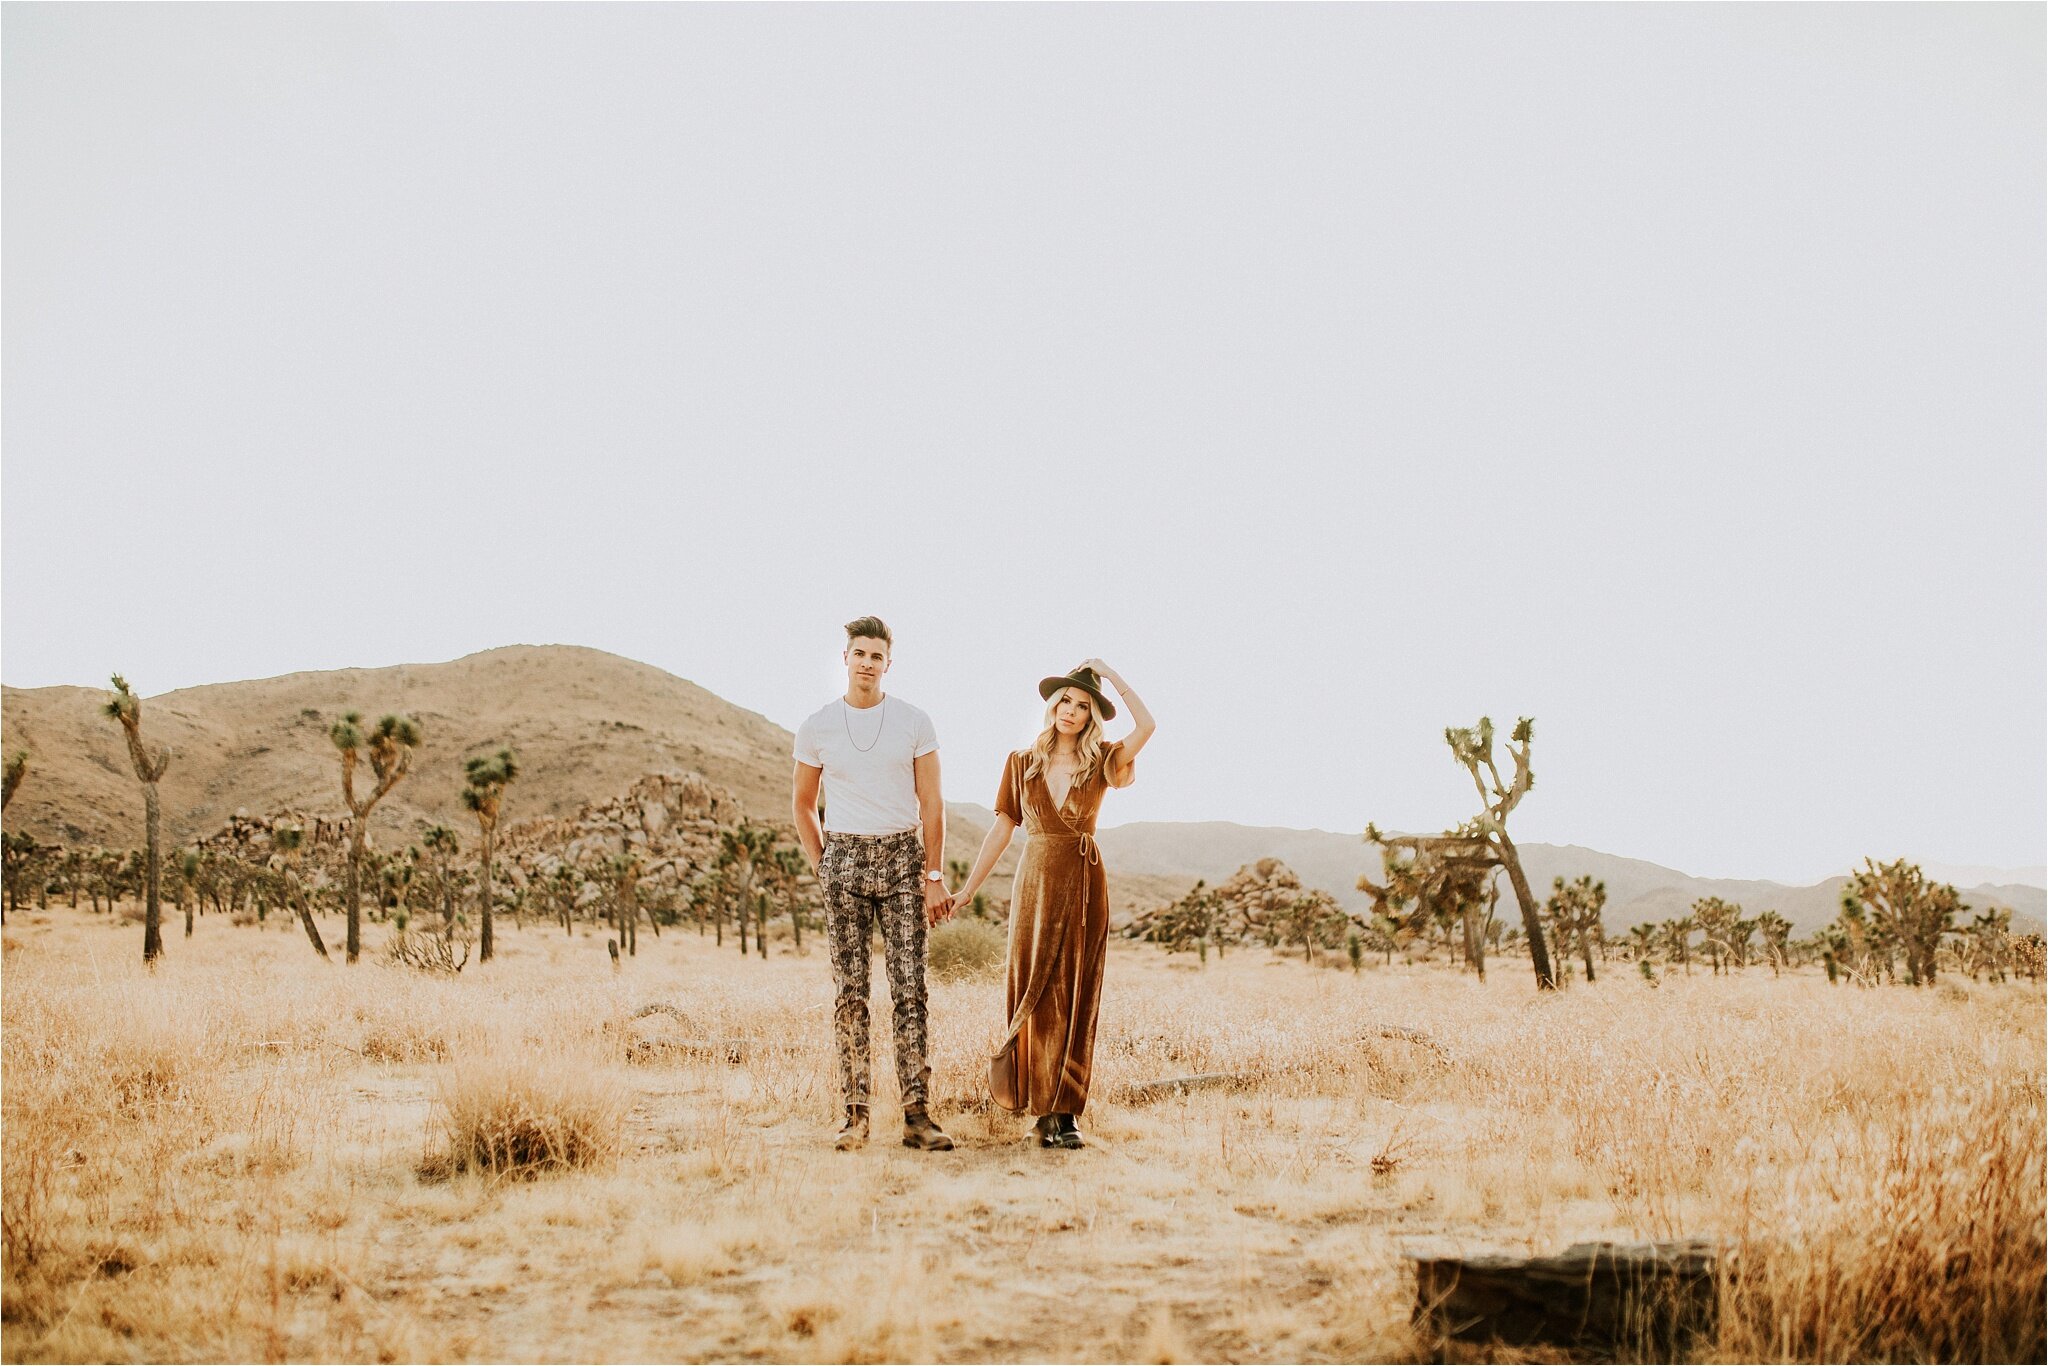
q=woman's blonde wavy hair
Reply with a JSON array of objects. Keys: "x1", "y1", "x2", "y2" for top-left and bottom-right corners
[{"x1": 1022, "y1": 688, "x2": 1106, "y2": 789}]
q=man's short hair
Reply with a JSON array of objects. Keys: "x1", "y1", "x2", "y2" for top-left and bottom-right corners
[{"x1": 844, "y1": 615, "x2": 892, "y2": 648}]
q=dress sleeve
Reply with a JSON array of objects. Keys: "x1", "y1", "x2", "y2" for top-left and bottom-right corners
[
  {"x1": 995, "y1": 752, "x2": 1025, "y2": 825},
  {"x1": 1101, "y1": 739, "x2": 1135, "y2": 789}
]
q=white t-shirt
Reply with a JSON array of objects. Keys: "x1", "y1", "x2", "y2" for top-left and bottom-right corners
[{"x1": 793, "y1": 696, "x2": 938, "y2": 835}]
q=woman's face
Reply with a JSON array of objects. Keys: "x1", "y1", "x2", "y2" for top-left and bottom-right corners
[{"x1": 1052, "y1": 688, "x2": 1094, "y2": 735}]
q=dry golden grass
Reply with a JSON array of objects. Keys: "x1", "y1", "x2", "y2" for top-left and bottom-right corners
[{"x1": 2, "y1": 906, "x2": 2041, "y2": 1363}]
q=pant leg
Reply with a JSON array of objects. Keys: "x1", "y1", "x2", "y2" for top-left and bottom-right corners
[
  {"x1": 822, "y1": 841, "x2": 875, "y2": 1107},
  {"x1": 878, "y1": 834, "x2": 931, "y2": 1110}
]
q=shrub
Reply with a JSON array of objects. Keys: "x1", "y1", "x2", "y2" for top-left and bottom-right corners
[
  {"x1": 927, "y1": 918, "x2": 1006, "y2": 980},
  {"x1": 428, "y1": 1047, "x2": 626, "y2": 1179}
]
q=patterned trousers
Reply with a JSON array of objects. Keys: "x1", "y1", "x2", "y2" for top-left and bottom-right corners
[{"x1": 820, "y1": 830, "x2": 930, "y2": 1110}]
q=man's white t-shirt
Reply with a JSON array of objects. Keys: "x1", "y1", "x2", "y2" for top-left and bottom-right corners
[{"x1": 793, "y1": 696, "x2": 938, "y2": 835}]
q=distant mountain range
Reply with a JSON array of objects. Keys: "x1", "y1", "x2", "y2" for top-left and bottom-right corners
[
  {"x1": 1075, "y1": 820, "x2": 2046, "y2": 939},
  {"x1": 5, "y1": 645, "x2": 2038, "y2": 937}
]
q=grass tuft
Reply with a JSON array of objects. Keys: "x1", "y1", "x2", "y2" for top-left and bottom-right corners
[
  {"x1": 926, "y1": 918, "x2": 1005, "y2": 980},
  {"x1": 427, "y1": 1045, "x2": 627, "y2": 1179}
]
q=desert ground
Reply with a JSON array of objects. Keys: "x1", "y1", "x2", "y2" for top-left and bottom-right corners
[{"x1": 3, "y1": 907, "x2": 2042, "y2": 1365}]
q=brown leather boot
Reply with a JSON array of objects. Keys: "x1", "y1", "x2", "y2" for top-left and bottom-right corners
[
  {"x1": 901, "y1": 1106, "x2": 954, "y2": 1151},
  {"x1": 834, "y1": 1104, "x2": 869, "y2": 1151}
]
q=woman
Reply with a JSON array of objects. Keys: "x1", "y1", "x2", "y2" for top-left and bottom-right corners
[{"x1": 950, "y1": 659, "x2": 1155, "y2": 1149}]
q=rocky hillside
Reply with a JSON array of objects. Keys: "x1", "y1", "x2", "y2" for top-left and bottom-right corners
[{"x1": 1, "y1": 645, "x2": 795, "y2": 848}]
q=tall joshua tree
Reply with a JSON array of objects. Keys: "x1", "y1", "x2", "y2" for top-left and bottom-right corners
[
  {"x1": 330, "y1": 711, "x2": 422, "y2": 963},
  {"x1": 460, "y1": 748, "x2": 519, "y2": 963},
  {"x1": 103, "y1": 675, "x2": 172, "y2": 964},
  {"x1": 1367, "y1": 716, "x2": 1555, "y2": 989},
  {"x1": 1841, "y1": 858, "x2": 1962, "y2": 987}
]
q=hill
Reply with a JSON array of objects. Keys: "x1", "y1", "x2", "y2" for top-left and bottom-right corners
[{"x1": 1, "y1": 645, "x2": 796, "y2": 847}]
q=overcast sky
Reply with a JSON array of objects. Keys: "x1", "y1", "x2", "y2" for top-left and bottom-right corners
[{"x1": 4, "y1": 4, "x2": 2042, "y2": 885}]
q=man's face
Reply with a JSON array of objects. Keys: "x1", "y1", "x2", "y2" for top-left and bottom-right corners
[{"x1": 843, "y1": 637, "x2": 891, "y2": 689}]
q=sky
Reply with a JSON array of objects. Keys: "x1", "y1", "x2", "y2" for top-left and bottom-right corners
[{"x1": 4, "y1": 4, "x2": 2042, "y2": 886}]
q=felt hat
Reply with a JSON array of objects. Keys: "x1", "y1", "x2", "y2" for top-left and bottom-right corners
[{"x1": 1038, "y1": 665, "x2": 1116, "y2": 721}]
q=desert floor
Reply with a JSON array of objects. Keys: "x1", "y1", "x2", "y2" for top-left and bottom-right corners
[{"x1": 3, "y1": 907, "x2": 2042, "y2": 1364}]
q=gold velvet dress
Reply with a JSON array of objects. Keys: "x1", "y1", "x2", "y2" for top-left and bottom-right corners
[{"x1": 991, "y1": 740, "x2": 1130, "y2": 1116}]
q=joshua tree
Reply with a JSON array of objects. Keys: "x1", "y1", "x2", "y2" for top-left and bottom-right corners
[
  {"x1": 1359, "y1": 836, "x2": 1498, "y2": 979},
  {"x1": 459, "y1": 748, "x2": 519, "y2": 963},
  {"x1": 549, "y1": 863, "x2": 581, "y2": 936},
  {"x1": 1691, "y1": 897, "x2": 1741, "y2": 975},
  {"x1": 102, "y1": 675, "x2": 172, "y2": 963},
  {"x1": 271, "y1": 824, "x2": 328, "y2": 959},
  {"x1": 767, "y1": 845, "x2": 812, "y2": 950},
  {"x1": 1545, "y1": 876, "x2": 1607, "y2": 983},
  {"x1": 1965, "y1": 907, "x2": 2013, "y2": 982},
  {"x1": 1365, "y1": 717, "x2": 1555, "y2": 989},
  {"x1": 594, "y1": 851, "x2": 643, "y2": 956},
  {"x1": 1755, "y1": 910, "x2": 1792, "y2": 976},
  {"x1": 177, "y1": 848, "x2": 202, "y2": 937},
  {"x1": 1, "y1": 832, "x2": 47, "y2": 921},
  {"x1": 419, "y1": 825, "x2": 464, "y2": 934},
  {"x1": 1841, "y1": 858, "x2": 1963, "y2": 987},
  {"x1": 330, "y1": 711, "x2": 422, "y2": 963},
  {"x1": 1661, "y1": 916, "x2": 1696, "y2": 975},
  {"x1": 1628, "y1": 922, "x2": 1660, "y2": 964},
  {"x1": 717, "y1": 823, "x2": 780, "y2": 960},
  {"x1": 1279, "y1": 887, "x2": 1348, "y2": 965},
  {"x1": 1150, "y1": 879, "x2": 1227, "y2": 961},
  {"x1": 2, "y1": 750, "x2": 26, "y2": 812}
]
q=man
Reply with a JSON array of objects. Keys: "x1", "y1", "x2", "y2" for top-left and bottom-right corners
[{"x1": 792, "y1": 615, "x2": 955, "y2": 1152}]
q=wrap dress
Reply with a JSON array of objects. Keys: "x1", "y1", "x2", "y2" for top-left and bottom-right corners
[{"x1": 992, "y1": 740, "x2": 1131, "y2": 1116}]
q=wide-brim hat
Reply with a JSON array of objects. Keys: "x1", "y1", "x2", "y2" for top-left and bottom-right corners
[{"x1": 1038, "y1": 665, "x2": 1116, "y2": 721}]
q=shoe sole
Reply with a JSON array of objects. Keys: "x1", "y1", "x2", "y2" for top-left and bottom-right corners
[{"x1": 902, "y1": 1136, "x2": 955, "y2": 1151}]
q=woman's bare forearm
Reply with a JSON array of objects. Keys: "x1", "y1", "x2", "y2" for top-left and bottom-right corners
[
  {"x1": 957, "y1": 818, "x2": 1016, "y2": 901},
  {"x1": 1090, "y1": 661, "x2": 1156, "y2": 750}
]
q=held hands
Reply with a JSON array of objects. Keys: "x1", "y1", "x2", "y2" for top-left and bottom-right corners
[{"x1": 924, "y1": 878, "x2": 955, "y2": 927}]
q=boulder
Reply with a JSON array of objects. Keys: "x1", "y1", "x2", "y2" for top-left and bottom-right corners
[{"x1": 1407, "y1": 1239, "x2": 1719, "y2": 1354}]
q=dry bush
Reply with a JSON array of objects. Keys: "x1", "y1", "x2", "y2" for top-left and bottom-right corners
[
  {"x1": 385, "y1": 923, "x2": 469, "y2": 974},
  {"x1": 926, "y1": 917, "x2": 1005, "y2": 980},
  {"x1": 427, "y1": 1043, "x2": 627, "y2": 1179},
  {"x1": 1715, "y1": 1083, "x2": 2045, "y2": 1363}
]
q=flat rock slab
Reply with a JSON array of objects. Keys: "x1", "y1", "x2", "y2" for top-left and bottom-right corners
[{"x1": 1408, "y1": 1239, "x2": 1719, "y2": 1355}]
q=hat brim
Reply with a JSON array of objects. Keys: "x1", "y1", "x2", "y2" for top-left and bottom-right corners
[{"x1": 1038, "y1": 675, "x2": 1116, "y2": 721}]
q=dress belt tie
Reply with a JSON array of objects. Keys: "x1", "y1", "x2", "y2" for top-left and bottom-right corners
[{"x1": 1042, "y1": 832, "x2": 1102, "y2": 866}]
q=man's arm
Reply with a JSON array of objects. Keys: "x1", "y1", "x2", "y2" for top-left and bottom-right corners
[
  {"x1": 792, "y1": 761, "x2": 825, "y2": 867},
  {"x1": 912, "y1": 749, "x2": 950, "y2": 924}
]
